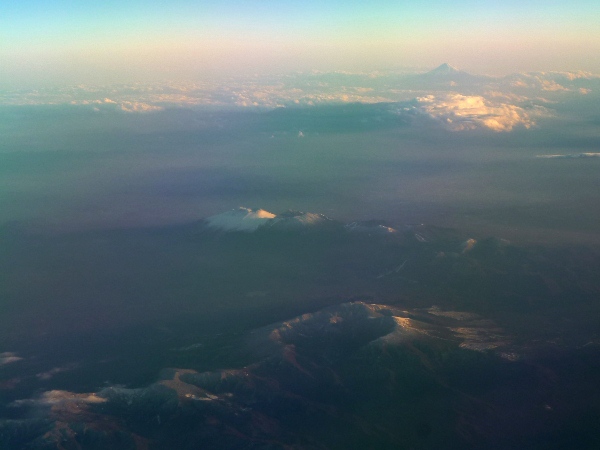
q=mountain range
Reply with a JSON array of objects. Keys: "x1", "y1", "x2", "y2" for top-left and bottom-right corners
[{"x1": 1, "y1": 208, "x2": 599, "y2": 449}]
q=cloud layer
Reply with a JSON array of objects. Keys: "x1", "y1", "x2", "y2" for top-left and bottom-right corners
[{"x1": 0, "y1": 66, "x2": 597, "y2": 132}]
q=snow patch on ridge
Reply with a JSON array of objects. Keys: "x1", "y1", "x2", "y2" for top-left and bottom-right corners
[
  {"x1": 204, "y1": 208, "x2": 333, "y2": 232},
  {"x1": 205, "y1": 207, "x2": 276, "y2": 232},
  {"x1": 267, "y1": 210, "x2": 330, "y2": 229}
]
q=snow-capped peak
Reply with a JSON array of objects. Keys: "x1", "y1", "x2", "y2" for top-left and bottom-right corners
[
  {"x1": 203, "y1": 207, "x2": 335, "y2": 232},
  {"x1": 205, "y1": 207, "x2": 276, "y2": 232},
  {"x1": 430, "y1": 63, "x2": 460, "y2": 74}
]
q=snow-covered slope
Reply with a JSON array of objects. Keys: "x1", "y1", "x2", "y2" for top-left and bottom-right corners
[
  {"x1": 203, "y1": 207, "x2": 334, "y2": 232},
  {"x1": 345, "y1": 221, "x2": 397, "y2": 235},
  {"x1": 427, "y1": 63, "x2": 461, "y2": 76},
  {"x1": 204, "y1": 207, "x2": 276, "y2": 232},
  {"x1": 266, "y1": 210, "x2": 332, "y2": 230}
]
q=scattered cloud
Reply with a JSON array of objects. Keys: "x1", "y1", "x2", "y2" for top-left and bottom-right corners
[
  {"x1": 36, "y1": 363, "x2": 79, "y2": 381},
  {"x1": 505, "y1": 71, "x2": 600, "y2": 94},
  {"x1": 119, "y1": 101, "x2": 164, "y2": 113},
  {"x1": 0, "y1": 68, "x2": 597, "y2": 127},
  {"x1": 557, "y1": 71, "x2": 597, "y2": 81},
  {"x1": 540, "y1": 80, "x2": 569, "y2": 92},
  {"x1": 0, "y1": 378, "x2": 21, "y2": 390},
  {"x1": 0, "y1": 352, "x2": 23, "y2": 366},
  {"x1": 413, "y1": 94, "x2": 535, "y2": 132},
  {"x1": 13, "y1": 390, "x2": 107, "y2": 408},
  {"x1": 484, "y1": 91, "x2": 531, "y2": 102},
  {"x1": 536, "y1": 153, "x2": 600, "y2": 159},
  {"x1": 510, "y1": 79, "x2": 529, "y2": 88}
]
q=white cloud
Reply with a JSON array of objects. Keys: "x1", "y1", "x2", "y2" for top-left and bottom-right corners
[
  {"x1": 484, "y1": 91, "x2": 531, "y2": 102},
  {"x1": 0, "y1": 352, "x2": 23, "y2": 366},
  {"x1": 510, "y1": 80, "x2": 529, "y2": 88},
  {"x1": 414, "y1": 94, "x2": 535, "y2": 132},
  {"x1": 0, "y1": 68, "x2": 597, "y2": 118},
  {"x1": 536, "y1": 153, "x2": 600, "y2": 159},
  {"x1": 540, "y1": 80, "x2": 569, "y2": 92},
  {"x1": 540, "y1": 71, "x2": 599, "y2": 81},
  {"x1": 119, "y1": 101, "x2": 163, "y2": 113},
  {"x1": 505, "y1": 71, "x2": 600, "y2": 95}
]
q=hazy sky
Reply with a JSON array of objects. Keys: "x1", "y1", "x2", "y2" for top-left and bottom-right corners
[{"x1": 2, "y1": 0, "x2": 600, "y2": 86}]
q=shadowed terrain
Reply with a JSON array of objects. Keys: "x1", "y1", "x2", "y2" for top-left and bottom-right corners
[{"x1": 1, "y1": 215, "x2": 599, "y2": 449}]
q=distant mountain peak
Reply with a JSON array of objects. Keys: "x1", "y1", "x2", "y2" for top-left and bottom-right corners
[
  {"x1": 204, "y1": 207, "x2": 276, "y2": 232},
  {"x1": 203, "y1": 207, "x2": 334, "y2": 232},
  {"x1": 418, "y1": 63, "x2": 487, "y2": 83},
  {"x1": 430, "y1": 63, "x2": 461, "y2": 74}
]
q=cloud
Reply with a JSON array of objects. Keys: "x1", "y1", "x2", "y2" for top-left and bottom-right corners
[
  {"x1": 413, "y1": 94, "x2": 535, "y2": 132},
  {"x1": 540, "y1": 80, "x2": 569, "y2": 92},
  {"x1": 0, "y1": 352, "x2": 23, "y2": 366},
  {"x1": 37, "y1": 390, "x2": 107, "y2": 405},
  {"x1": 505, "y1": 71, "x2": 600, "y2": 94},
  {"x1": 536, "y1": 153, "x2": 600, "y2": 159},
  {"x1": 510, "y1": 79, "x2": 529, "y2": 88},
  {"x1": 1, "y1": 68, "x2": 597, "y2": 118},
  {"x1": 484, "y1": 91, "x2": 531, "y2": 102},
  {"x1": 12, "y1": 390, "x2": 107, "y2": 410},
  {"x1": 36, "y1": 363, "x2": 79, "y2": 381},
  {"x1": 119, "y1": 101, "x2": 164, "y2": 113},
  {"x1": 555, "y1": 71, "x2": 597, "y2": 81}
]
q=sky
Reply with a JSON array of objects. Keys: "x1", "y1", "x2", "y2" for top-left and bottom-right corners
[{"x1": 2, "y1": 1, "x2": 600, "y2": 86}]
